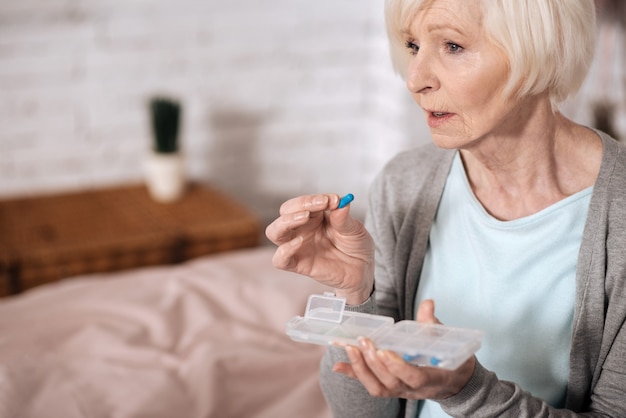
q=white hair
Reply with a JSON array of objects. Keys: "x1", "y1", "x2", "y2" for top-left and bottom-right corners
[{"x1": 385, "y1": 0, "x2": 597, "y2": 109}]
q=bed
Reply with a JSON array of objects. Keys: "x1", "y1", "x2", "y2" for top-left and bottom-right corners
[{"x1": 0, "y1": 247, "x2": 332, "y2": 418}]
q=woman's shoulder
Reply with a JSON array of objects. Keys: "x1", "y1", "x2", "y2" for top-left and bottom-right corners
[
  {"x1": 588, "y1": 131, "x2": 626, "y2": 239},
  {"x1": 596, "y1": 130, "x2": 626, "y2": 192}
]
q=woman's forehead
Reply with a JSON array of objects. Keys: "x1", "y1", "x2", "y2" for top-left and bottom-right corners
[{"x1": 406, "y1": 0, "x2": 483, "y2": 36}]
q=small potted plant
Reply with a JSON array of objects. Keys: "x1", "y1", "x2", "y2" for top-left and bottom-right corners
[{"x1": 144, "y1": 96, "x2": 186, "y2": 202}]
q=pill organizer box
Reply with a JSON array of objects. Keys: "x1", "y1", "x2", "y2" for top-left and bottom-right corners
[{"x1": 286, "y1": 293, "x2": 484, "y2": 370}]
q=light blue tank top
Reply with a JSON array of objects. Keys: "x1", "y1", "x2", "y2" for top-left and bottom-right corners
[{"x1": 416, "y1": 153, "x2": 592, "y2": 417}]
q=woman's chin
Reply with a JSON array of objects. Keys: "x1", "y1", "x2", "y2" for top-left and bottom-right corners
[{"x1": 429, "y1": 132, "x2": 469, "y2": 150}]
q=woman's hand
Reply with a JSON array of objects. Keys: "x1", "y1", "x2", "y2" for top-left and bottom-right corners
[
  {"x1": 332, "y1": 300, "x2": 476, "y2": 400},
  {"x1": 265, "y1": 194, "x2": 374, "y2": 305}
]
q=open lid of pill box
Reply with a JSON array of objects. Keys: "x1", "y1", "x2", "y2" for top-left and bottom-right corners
[
  {"x1": 285, "y1": 292, "x2": 394, "y2": 346},
  {"x1": 286, "y1": 293, "x2": 484, "y2": 370}
]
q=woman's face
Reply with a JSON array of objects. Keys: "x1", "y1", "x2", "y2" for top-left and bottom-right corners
[{"x1": 405, "y1": 0, "x2": 518, "y2": 149}]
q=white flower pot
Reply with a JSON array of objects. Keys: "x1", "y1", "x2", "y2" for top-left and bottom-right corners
[{"x1": 144, "y1": 152, "x2": 186, "y2": 203}]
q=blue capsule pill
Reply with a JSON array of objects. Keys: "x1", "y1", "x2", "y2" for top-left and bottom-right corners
[{"x1": 337, "y1": 193, "x2": 354, "y2": 209}]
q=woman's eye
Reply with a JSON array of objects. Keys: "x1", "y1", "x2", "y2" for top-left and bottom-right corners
[
  {"x1": 405, "y1": 40, "x2": 419, "y2": 55},
  {"x1": 446, "y1": 42, "x2": 463, "y2": 53}
]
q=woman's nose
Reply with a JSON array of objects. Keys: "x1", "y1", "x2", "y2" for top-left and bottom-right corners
[{"x1": 406, "y1": 52, "x2": 438, "y2": 94}]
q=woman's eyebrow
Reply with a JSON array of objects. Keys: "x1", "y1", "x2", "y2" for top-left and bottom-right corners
[
  {"x1": 401, "y1": 28, "x2": 413, "y2": 38},
  {"x1": 425, "y1": 23, "x2": 465, "y2": 36},
  {"x1": 402, "y1": 23, "x2": 465, "y2": 39}
]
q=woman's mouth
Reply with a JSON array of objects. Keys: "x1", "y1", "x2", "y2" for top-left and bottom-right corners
[{"x1": 427, "y1": 111, "x2": 454, "y2": 128}]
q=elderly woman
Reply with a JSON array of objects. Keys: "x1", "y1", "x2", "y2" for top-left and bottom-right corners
[{"x1": 266, "y1": 0, "x2": 626, "y2": 416}]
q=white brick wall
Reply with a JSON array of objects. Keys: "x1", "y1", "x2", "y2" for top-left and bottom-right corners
[
  {"x1": 4, "y1": 1, "x2": 618, "y2": 228},
  {"x1": 0, "y1": 0, "x2": 425, "y2": 226}
]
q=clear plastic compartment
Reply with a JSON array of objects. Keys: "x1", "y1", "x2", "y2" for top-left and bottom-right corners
[
  {"x1": 286, "y1": 293, "x2": 483, "y2": 370},
  {"x1": 285, "y1": 293, "x2": 394, "y2": 346},
  {"x1": 376, "y1": 321, "x2": 484, "y2": 370}
]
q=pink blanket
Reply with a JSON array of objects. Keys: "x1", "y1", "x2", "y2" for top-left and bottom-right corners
[{"x1": 0, "y1": 247, "x2": 332, "y2": 418}]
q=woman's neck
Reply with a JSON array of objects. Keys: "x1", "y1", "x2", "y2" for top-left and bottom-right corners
[{"x1": 459, "y1": 101, "x2": 602, "y2": 221}]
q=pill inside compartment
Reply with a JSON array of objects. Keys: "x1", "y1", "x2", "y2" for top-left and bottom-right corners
[{"x1": 375, "y1": 321, "x2": 484, "y2": 370}]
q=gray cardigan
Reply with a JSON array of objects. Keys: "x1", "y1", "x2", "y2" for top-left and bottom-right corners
[{"x1": 320, "y1": 130, "x2": 626, "y2": 417}]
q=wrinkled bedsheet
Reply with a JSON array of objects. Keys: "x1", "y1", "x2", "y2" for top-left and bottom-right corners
[{"x1": 0, "y1": 247, "x2": 332, "y2": 418}]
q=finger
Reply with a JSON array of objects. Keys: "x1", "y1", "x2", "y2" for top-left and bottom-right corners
[
  {"x1": 278, "y1": 194, "x2": 338, "y2": 216},
  {"x1": 353, "y1": 338, "x2": 408, "y2": 397},
  {"x1": 271, "y1": 235, "x2": 303, "y2": 270},
  {"x1": 327, "y1": 199, "x2": 374, "y2": 257},
  {"x1": 378, "y1": 349, "x2": 429, "y2": 385},
  {"x1": 344, "y1": 345, "x2": 391, "y2": 397},
  {"x1": 416, "y1": 299, "x2": 442, "y2": 324},
  {"x1": 332, "y1": 362, "x2": 357, "y2": 379},
  {"x1": 265, "y1": 209, "x2": 311, "y2": 245},
  {"x1": 327, "y1": 201, "x2": 360, "y2": 234},
  {"x1": 378, "y1": 348, "x2": 464, "y2": 399},
  {"x1": 379, "y1": 351, "x2": 476, "y2": 400},
  {"x1": 328, "y1": 208, "x2": 369, "y2": 245}
]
